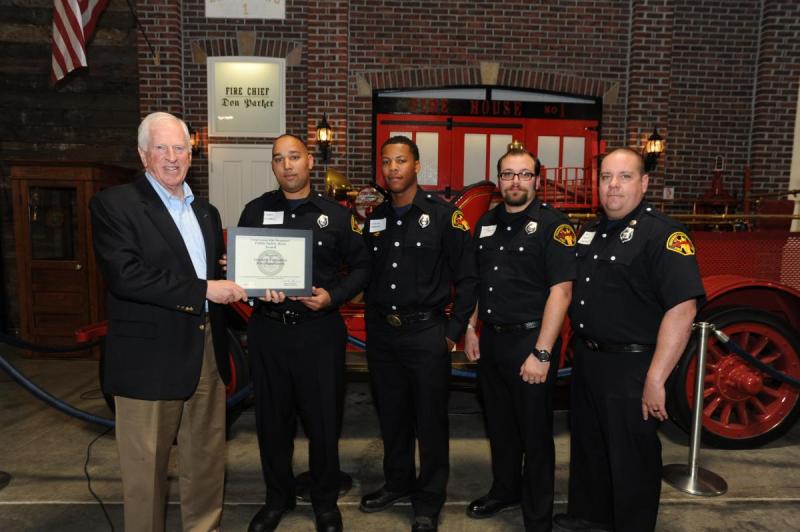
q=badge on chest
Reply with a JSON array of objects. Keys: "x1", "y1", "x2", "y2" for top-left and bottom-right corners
[
  {"x1": 620, "y1": 219, "x2": 637, "y2": 243},
  {"x1": 620, "y1": 227, "x2": 634, "y2": 243}
]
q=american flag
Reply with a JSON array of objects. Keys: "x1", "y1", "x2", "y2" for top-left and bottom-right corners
[{"x1": 51, "y1": 0, "x2": 109, "y2": 83}]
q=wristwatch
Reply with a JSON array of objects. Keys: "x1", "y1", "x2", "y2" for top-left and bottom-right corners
[{"x1": 536, "y1": 349, "x2": 551, "y2": 363}]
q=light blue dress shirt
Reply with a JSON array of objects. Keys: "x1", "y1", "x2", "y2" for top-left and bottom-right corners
[{"x1": 145, "y1": 173, "x2": 208, "y2": 286}]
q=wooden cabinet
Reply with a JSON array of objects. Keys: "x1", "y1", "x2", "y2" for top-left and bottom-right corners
[{"x1": 11, "y1": 163, "x2": 132, "y2": 358}]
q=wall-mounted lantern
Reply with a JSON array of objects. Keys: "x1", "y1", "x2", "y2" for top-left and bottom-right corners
[
  {"x1": 316, "y1": 113, "x2": 333, "y2": 163},
  {"x1": 643, "y1": 128, "x2": 664, "y2": 172}
]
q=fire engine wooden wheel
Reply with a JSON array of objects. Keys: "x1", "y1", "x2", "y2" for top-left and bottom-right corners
[
  {"x1": 668, "y1": 308, "x2": 800, "y2": 449},
  {"x1": 225, "y1": 327, "x2": 250, "y2": 398},
  {"x1": 225, "y1": 327, "x2": 251, "y2": 433}
]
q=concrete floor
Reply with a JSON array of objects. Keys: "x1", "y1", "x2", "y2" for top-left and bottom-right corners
[{"x1": 1, "y1": 346, "x2": 799, "y2": 531}]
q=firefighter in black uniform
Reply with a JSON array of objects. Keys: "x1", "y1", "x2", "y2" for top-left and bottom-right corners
[
  {"x1": 359, "y1": 136, "x2": 478, "y2": 532},
  {"x1": 464, "y1": 145, "x2": 575, "y2": 531},
  {"x1": 239, "y1": 134, "x2": 369, "y2": 532},
  {"x1": 554, "y1": 148, "x2": 705, "y2": 532}
]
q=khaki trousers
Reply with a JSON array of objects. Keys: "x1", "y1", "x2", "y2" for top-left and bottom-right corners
[{"x1": 115, "y1": 324, "x2": 226, "y2": 532}]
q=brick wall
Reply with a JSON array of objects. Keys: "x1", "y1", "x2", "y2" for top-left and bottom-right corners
[
  {"x1": 137, "y1": 0, "x2": 184, "y2": 117},
  {"x1": 347, "y1": 0, "x2": 631, "y2": 184},
  {"x1": 626, "y1": 0, "x2": 674, "y2": 200},
  {"x1": 177, "y1": 0, "x2": 309, "y2": 197},
  {"x1": 0, "y1": 0, "x2": 139, "y2": 331},
  {"x1": 2, "y1": 0, "x2": 797, "y2": 332},
  {"x1": 750, "y1": 0, "x2": 800, "y2": 195},
  {"x1": 664, "y1": 0, "x2": 761, "y2": 203},
  {"x1": 130, "y1": 0, "x2": 800, "y2": 204},
  {"x1": 0, "y1": 1, "x2": 140, "y2": 166},
  {"x1": 307, "y1": 0, "x2": 349, "y2": 171}
]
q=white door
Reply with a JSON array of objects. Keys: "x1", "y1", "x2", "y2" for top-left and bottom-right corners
[{"x1": 208, "y1": 144, "x2": 275, "y2": 229}]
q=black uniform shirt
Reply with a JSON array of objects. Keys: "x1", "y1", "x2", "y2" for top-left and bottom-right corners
[
  {"x1": 569, "y1": 201, "x2": 705, "y2": 344},
  {"x1": 237, "y1": 190, "x2": 369, "y2": 315},
  {"x1": 474, "y1": 199, "x2": 577, "y2": 325},
  {"x1": 363, "y1": 188, "x2": 478, "y2": 340}
]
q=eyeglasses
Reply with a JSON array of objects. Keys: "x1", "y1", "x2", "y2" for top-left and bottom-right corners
[{"x1": 498, "y1": 170, "x2": 536, "y2": 181}]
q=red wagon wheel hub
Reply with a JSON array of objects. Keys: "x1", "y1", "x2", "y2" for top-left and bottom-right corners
[
  {"x1": 687, "y1": 321, "x2": 800, "y2": 440},
  {"x1": 715, "y1": 357, "x2": 763, "y2": 400}
]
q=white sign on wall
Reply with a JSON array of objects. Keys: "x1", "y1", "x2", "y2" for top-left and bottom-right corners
[
  {"x1": 207, "y1": 56, "x2": 286, "y2": 138},
  {"x1": 206, "y1": 0, "x2": 285, "y2": 20}
]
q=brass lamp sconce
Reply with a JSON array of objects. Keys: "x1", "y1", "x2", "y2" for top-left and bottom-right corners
[{"x1": 188, "y1": 124, "x2": 201, "y2": 155}]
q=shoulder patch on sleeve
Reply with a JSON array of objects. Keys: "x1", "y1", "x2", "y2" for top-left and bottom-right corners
[
  {"x1": 553, "y1": 224, "x2": 577, "y2": 247},
  {"x1": 350, "y1": 214, "x2": 363, "y2": 235},
  {"x1": 666, "y1": 231, "x2": 696, "y2": 256},
  {"x1": 451, "y1": 210, "x2": 470, "y2": 232}
]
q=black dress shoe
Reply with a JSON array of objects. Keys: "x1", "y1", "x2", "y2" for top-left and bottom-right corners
[
  {"x1": 248, "y1": 503, "x2": 295, "y2": 532},
  {"x1": 553, "y1": 513, "x2": 612, "y2": 531},
  {"x1": 411, "y1": 515, "x2": 438, "y2": 531},
  {"x1": 315, "y1": 509, "x2": 343, "y2": 532},
  {"x1": 359, "y1": 486, "x2": 411, "y2": 513},
  {"x1": 466, "y1": 494, "x2": 521, "y2": 518}
]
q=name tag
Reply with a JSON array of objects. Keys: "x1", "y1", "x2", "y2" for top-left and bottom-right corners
[
  {"x1": 578, "y1": 231, "x2": 596, "y2": 245},
  {"x1": 262, "y1": 211, "x2": 284, "y2": 225},
  {"x1": 369, "y1": 218, "x2": 387, "y2": 233},
  {"x1": 479, "y1": 224, "x2": 496, "y2": 238}
]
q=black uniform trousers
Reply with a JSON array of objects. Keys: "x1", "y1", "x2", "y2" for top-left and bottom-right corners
[
  {"x1": 568, "y1": 342, "x2": 662, "y2": 532},
  {"x1": 248, "y1": 311, "x2": 346, "y2": 515},
  {"x1": 365, "y1": 313, "x2": 451, "y2": 517},
  {"x1": 478, "y1": 326, "x2": 560, "y2": 532}
]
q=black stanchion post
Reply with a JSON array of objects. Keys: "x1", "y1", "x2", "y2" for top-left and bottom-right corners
[
  {"x1": 663, "y1": 322, "x2": 728, "y2": 496},
  {"x1": 0, "y1": 471, "x2": 10, "y2": 491}
]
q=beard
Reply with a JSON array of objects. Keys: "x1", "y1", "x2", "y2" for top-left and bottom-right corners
[{"x1": 502, "y1": 188, "x2": 529, "y2": 207}]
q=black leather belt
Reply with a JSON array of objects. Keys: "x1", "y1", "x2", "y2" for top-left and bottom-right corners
[
  {"x1": 492, "y1": 320, "x2": 541, "y2": 333},
  {"x1": 582, "y1": 338, "x2": 655, "y2": 353},
  {"x1": 381, "y1": 310, "x2": 439, "y2": 328},
  {"x1": 258, "y1": 308, "x2": 312, "y2": 325}
]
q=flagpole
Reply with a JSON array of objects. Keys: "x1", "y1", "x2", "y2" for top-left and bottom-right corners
[{"x1": 124, "y1": 0, "x2": 157, "y2": 60}]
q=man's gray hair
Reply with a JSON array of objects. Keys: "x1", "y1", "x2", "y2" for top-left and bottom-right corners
[{"x1": 137, "y1": 112, "x2": 190, "y2": 151}]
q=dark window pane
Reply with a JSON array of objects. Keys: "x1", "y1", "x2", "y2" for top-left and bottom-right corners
[{"x1": 29, "y1": 187, "x2": 76, "y2": 260}]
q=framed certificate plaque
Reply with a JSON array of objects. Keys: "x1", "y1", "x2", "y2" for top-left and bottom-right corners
[{"x1": 227, "y1": 227, "x2": 312, "y2": 296}]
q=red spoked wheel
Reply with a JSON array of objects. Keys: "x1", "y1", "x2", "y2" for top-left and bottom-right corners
[
  {"x1": 668, "y1": 308, "x2": 800, "y2": 449},
  {"x1": 225, "y1": 327, "x2": 252, "y2": 436},
  {"x1": 225, "y1": 327, "x2": 249, "y2": 398}
]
